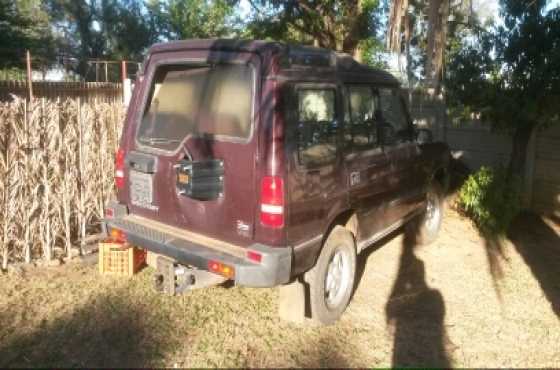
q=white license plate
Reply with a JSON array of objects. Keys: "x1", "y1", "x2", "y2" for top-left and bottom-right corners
[{"x1": 130, "y1": 171, "x2": 155, "y2": 209}]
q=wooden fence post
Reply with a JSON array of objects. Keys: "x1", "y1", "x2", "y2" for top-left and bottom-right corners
[
  {"x1": 26, "y1": 50, "x2": 33, "y2": 101},
  {"x1": 41, "y1": 98, "x2": 52, "y2": 261},
  {"x1": 23, "y1": 98, "x2": 31, "y2": 263},
  {"x1": 1, "y1": 102, "x2": 13, "y2": 270},
  {"x1": 77, "y1": 97, "x2": 86, "y2": 255}
]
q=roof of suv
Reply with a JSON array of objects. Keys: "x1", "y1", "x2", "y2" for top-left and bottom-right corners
[{"x1": 147, "y1": 39, "x2": 400, "y2": 86}]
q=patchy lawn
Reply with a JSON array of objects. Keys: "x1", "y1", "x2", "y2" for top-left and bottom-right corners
[{"x1": 1, "y1": 208, "x2": 559, "y2": 368}]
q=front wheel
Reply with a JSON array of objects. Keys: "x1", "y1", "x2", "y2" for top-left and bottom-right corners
[
  {"x1": 305, "y1": 226, "x2": 356, "y2": 325},
  {"x1": 417, "y1": 181, "x2": 444, "y2": 245}
]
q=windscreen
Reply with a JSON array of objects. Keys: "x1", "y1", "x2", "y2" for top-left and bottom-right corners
[{"x1": 137, "y1": 64, "x2": 254, "y2": 151}]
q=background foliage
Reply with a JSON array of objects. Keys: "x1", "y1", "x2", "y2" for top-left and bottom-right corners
[
  {"x1": 446, "y1": 1, "x2": 560, "y2": 178},
  {"x1": 458, "y1": 166, "x2": 521, "y2": 236}
]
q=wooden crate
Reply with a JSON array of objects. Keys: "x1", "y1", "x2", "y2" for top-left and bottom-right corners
[{"x1": 99, "y1": 242, "x2": 146, "y2": 276}]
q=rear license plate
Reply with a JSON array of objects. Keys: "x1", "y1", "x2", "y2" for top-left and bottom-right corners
[{"x1": 130, "y1": 171, "x2": 157, "y2": 210}]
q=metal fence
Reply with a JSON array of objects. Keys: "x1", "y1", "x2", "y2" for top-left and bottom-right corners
[{"x1": 0, "y1": 81, "x2": 123, "y2": 103}]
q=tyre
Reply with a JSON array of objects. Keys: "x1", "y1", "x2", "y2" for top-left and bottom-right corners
[
  {"x1": 417, "y1": 181, "x2": 445, "y2": 245},
  {"x1": 305, "y1": 225, "x2": 357, "y2": 325}
]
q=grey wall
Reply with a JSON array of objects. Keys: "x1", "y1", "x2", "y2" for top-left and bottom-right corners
[
  {"x1": 531, "y1": 124, "x2": 560, "y2": 218},
  {"x1": 407, "y1": 91, "x2": 511, "y2": 171},
  {"x1": 406, "y1": 91, "x2": 559, "y2": 218}
]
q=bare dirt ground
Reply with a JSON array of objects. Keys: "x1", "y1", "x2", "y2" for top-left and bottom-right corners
[{"x1": 1, "y1": 207, "x2": 559, "y2": 368}]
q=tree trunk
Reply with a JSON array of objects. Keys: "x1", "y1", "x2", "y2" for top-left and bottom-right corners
[
  {"x1": 425, "y1": 0, "x2": 449, "y2": 94},
  {"x1": 508, "y1": 125, "x2": 534, "y2": 181},
  {"x1": 387, "y1": 0, "x2": 409, "y2": 53}
]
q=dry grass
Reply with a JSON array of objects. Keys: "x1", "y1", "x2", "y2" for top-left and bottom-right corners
[
  {"x1": 0, "y1": 208, "x2": 558, "y2": 368},
  {"x1": 0, "y1": 98, "x2": 123, "y2": 268}
]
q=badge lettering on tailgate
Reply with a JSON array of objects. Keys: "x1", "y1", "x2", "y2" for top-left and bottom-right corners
[{"x1": 350, "y1": 171, "x2": 361, "y2": 186}]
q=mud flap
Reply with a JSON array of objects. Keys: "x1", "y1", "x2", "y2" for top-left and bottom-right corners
[{"x1": 278, "y1": 278, "x2": 312, "y2": 324}]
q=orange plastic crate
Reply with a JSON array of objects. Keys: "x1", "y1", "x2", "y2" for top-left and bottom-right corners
[{"x1": 98, "y1": 242, "x2": 146, "y2": 276}]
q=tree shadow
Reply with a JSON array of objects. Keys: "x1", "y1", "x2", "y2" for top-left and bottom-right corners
[
  {"x1": 0, "y1": 288, "x2": 174, "y2": 367},
  {"x1": 507, "y1": 211, "x2": 560, "y2": 318},
  {"x1": 481, "y1": 233, "x2": 507, "y2": 302},
  {"x1": 384, "y1": 220, "x2": 451, "y2": 368},
  {"x1": 293, "y1": 331, "x2": 351, "y2": 368}
]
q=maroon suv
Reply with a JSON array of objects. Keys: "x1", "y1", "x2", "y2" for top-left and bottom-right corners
[{"x1": 104, "y1": 39, "x2": 450, "y2": 324}]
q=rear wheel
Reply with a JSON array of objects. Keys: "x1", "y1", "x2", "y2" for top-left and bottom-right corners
[
  {"x1": 417, "y1": 181, "x2": 444, "y2": 245},
  {"x1": 305, "y1": 226, "x2": 356, "y2": 325}
]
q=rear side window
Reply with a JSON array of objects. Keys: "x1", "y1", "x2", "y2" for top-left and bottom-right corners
[
  {"x1": 379, "y1": 88, "x2": 411, "y2": 142},
  {"x1": 296, "y1": 89, "x2": 337, "y2": 167},
  {"x1": 344, "y1": 85, "x2": 380, "y2": 151},
  {"x1": 137, "y1": 64, "x2": 253, "y2": 151}
]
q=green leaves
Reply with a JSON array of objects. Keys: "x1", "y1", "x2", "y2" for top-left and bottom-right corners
[
  {"x1": 243, "y1": 0, "x2": 384, "y2": 59},
  {"x1": 458, "y1": 166, "x2": 522, "y2": 236},
  {"x1": 0, "y1": 0, "x2": 56, "y2": 70},
  {"x1": 446, "y1": 0, "x2": 560, "y2": 133},
  {"x1": 162, "y1": 0, "x2": 238, "y2": 40}
]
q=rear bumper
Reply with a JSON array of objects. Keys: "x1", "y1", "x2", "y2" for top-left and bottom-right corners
[{"x1": 103, "y1": 206, "x2": 292, "y2": 287}]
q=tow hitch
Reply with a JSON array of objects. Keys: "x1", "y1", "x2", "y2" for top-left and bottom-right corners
[{"x1": 154, "y1": 256, "x2": 227, "y2": 295}]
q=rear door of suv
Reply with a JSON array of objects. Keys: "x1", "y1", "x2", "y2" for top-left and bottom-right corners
[
  {"x1": 378, "y1": 88, "x2": 424, "y2": 219},
  {"x1": 285, "y1": 83, "x2": 347, "y2": 247},
  {"x1": 122, "y1": 50, "x2": 260, "y2": 246},
  {"x1": 343, "y1": 84, "x2": 395, "y2": 242}
]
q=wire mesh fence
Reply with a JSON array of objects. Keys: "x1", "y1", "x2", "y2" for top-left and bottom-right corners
[{"x1": 0, "y1": 81, "x2": 123, "y2": 103}]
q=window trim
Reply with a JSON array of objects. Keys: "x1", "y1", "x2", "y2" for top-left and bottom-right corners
[
  {"x1": 134, "y1": 58, "x2": 258, "y2": 156},
  {"x1": 343, "y1": 83, "x2": 381, "y2": 154},
  {"x1": 292, "y1": 83, "x2": 340, "y2": 169},
  {"x1": 378, "y1": 87, "x2": 414, "y2": 145}
]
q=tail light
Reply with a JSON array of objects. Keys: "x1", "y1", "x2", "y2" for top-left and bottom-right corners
[
  {"x1": 260, "y1": 176, "x2": 284, "y2": 228},
  {"x1": 208, "y1": 260, "x2": 235, "y2": 278},
  {"x1": 115, "y1": 148, "x2": 125, "y2": 189},
  {"x1": 109, "y1": 228, "x2": 127, "y2": 243},
  {"x1": 246, "y1": 250, "x2": 262, "y2": 263}
]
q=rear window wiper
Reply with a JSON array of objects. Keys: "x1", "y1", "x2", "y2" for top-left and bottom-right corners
[{"x1": 138, "y1": 136, "x2": 181, "y2": 145}]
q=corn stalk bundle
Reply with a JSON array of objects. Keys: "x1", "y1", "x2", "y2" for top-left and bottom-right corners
[{"x1": 0, "y1": 97, "x2": 124, "y2": 267}]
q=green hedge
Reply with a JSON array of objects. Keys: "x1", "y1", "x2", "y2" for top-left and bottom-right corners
[{"x1": 458, "y1": 166, "x2": 522, "y2": 236}]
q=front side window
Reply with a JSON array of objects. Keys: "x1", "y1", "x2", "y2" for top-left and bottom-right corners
[
  {"x1": 137, "y1": 64, "x2": 253, "y2": 151},
  {"x1": 379, "y1": 88, "x2": 411, "y2": 142},
  {"x1": 296, "y1": 89, "x2": 337, "y2": 167},
  {"x1": 344, "y1": 85, "x2": 380, "y2": 151}
]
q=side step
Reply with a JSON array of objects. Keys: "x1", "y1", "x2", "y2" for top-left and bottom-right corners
[{"x1": 154, "y1": 256, "x2": 226, "y2": 295}]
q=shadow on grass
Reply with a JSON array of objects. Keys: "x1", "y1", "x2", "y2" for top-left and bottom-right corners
[
  {"x1": 384, "y1": 220, "x2": 451, "y2": 368},
  {"x1": 475, "y1": 209, "x2": 560, "y2": 315},
  {"x1": 507, "y1": 211, "x2": 560, "y2": 318},
  {"x1": 445, "y1": 159, "x2": 510, "y2": 301},
  {"x1": 0, "y1": 287, "x2": 173, "y2": 368},
  {"x1": 294, "y1": 333, "x2": 351, "y2": 368},
  {"x1": 480, "y1": 233, "x2": 508, "y2": 302}
]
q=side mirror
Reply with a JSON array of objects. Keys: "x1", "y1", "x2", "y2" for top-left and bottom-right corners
[
  {"x1": 415, "y1": 128, "x2": 433, "y2": 144},
  {"x1": 379, "y1": 124, "x2": 396, "y2": 146}
]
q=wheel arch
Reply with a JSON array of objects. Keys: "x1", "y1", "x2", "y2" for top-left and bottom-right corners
[
  {"x1": 292, "y1": 208, "x2": 359, "y2": 277},
  {"x1": 431, "y1": 165, "x2": 449, "y2": 192}
]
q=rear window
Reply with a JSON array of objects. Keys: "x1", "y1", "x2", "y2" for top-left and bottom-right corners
[
  {"x1": 296, "y1": 89, "x2": 337, "y2": 167},
  {"x1": 137, "y1": 64, "x2": 254, "y2": 151}
]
